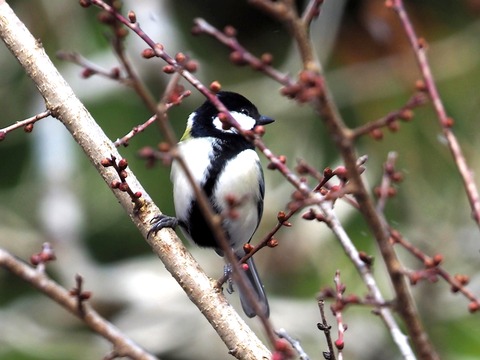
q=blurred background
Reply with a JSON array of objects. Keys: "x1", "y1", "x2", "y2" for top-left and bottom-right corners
[{"x1": 1, "y1": 0, "x2": 480, "y2": 359}]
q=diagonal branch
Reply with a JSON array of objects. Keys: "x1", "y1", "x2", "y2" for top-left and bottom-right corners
[
  {"x1": 0, "y1": 2, "x2": 270, "y2": 359},
  {"x1": 246, "y1": 1, "x2": 439, "y2": 359},
  {"x1": 0, "y1": 248, "x2": 158, "y2": 360}
]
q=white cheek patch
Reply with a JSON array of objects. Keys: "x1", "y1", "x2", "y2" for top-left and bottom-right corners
[
  {"x1": 212, "y1": 111, "x2": 256, "y2": 133},
  {"x1": 186, "y1": 112, "x2": 196, "y2": 129}
]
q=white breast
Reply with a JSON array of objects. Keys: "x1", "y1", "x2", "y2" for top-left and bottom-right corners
[
  {"x1": 171, "y1": 138, "x2": 262, "y2": 252},
  {"x1": 212, "y1": 149, "x2": 262, "y2": 251},
  {"x1": 171, "y1": 137, "x2": 213, "y2": 222}
]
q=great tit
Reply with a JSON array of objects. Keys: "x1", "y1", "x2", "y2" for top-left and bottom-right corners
[{"x1": 149, "y1": 91, "x2": 273, "y2": 318}]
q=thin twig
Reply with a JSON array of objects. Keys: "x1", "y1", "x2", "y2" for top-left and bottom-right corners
[
  {"x1": 317, "y1": 299, "x2": 336, "y2": 360},
  {"x1": 332, "y1": 271, "x2": 345, "y2": 360},
  {"x1": 0, "y1": 248, "x2": 158, "y2": 360},
  {"x1": 301, "y1": 0, "x2": 324, "y2": 27},
  {"x1": 351, "y1": 93, "x2": 428, "y2": 139},
  {"x1": 250, "y1": 2, "x2": 437, "y2": 358},
  {"x1": 0, "y1": 109, "x2": 51, "y2": 139},
  {"x1": 250, "y1": 0, "x2": 320, "y2": 72},
  {"x1": 191, "y1": 6, "x2": 432, "y2": 357},
  {"x1": 375, "y1": 152, "x2": 399, "y2": 214},
  {"x1": 192, "y1": 18, "x2": 295, "y2": 87},
  {"x1": 318, "y1": 199, "x2": 416, "y2": 360},
  {"x1": 390, "y1": 0, "x2": 480, "y2": 228},
  {"x1": 57, "y1": 51, "x2": 127, "y2": 83},
  {"x1": 276, "y1": 328, "x2": 311, "y2": 360},
  {"x1": 390, "y1": 230, "x2": 480, "y2": 312}
]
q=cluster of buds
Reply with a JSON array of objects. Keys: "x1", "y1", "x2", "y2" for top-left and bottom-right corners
[
  {"x1": 296, "y1": 160, "x2": 349, "y2": 195},
  {"x1": 229, "y1": 49, "x2": 273, "y2": 71},
  {"x1": 158, "y1": 51, "x2": 198, "y2": 75},
  {"x1": 407, "y1": 268, "x2": 440, "y2": 286},
  {"x1": 167, "y1": 84, "x2": 191, "y2": 106},
  {"x1": 138, "y1": 143, "x2": 173, "y2": 168},
  {"x1": 281, "y1": 70, "x2": 324, "y2": 103},
  {"x1": 267, "y1": 155, "x2": 287, "y2": 171},
  {"x1": 30, "y1": 242, "x2": 56, "y2": 266},
  {"x1": 96, "y1": 3, "x2": 128, "y2": 39},
  {"x1": 369, "y1": 91, "x2": 426, "y2": 140},
  {"x1": 270, "y1": 338, "x2": 294, "y2": 360},
  {"x1": 81, "y1": 66, "x2": 121, "y2": 80},
  {"x1": 69, "y1": 274, "x2": 92, "y2": 310},
  {"x1": 390, "y1": 229, "x2": 480, "y2": 312},
  {"x1": 374, "y1": 162, "x2": 403, "y2": 198},
  {"x1": 191, "y1": 22, "x2": 274, "y2": 72},
  {"x1": 277, "y1": 211, "x2": 292, "y2": 228},
  {"x1": 371, "y1": 108, "x2": 414, "y2": 140},
  {"x1": 101, "y1": 156, "x2": 142, "y2": 203},
  {"x1": 301, "y1": 208, "x2": 326, "y2": 222}
]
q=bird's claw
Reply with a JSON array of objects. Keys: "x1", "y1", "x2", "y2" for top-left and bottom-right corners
[
  {"x1": 147, "y1": 214, "x2": 178, "y2": 238},
  {"x1": 224, "y1": 264, "x2": 235, "y2": 294}
]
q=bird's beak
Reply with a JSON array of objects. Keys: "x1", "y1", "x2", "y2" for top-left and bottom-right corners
[{"x1": 256, "y1": 115, "x2": 275, "y2": 126}]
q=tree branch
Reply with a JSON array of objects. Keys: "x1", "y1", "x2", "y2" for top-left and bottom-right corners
[
  {"x1": 0, "y1": 2, "x2": 270, "y2": 359},
  {"x1": 244, "y1": 1, "x2": 439, "y2": 358},
  {"x1": 0, "y1": 248, "x2": 158, "y2": 360},
  {"x1": 390, "y1": 0, "x2": 480, "y2": 228}
]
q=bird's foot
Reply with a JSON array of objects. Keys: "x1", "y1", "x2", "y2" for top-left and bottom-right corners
[
  {"x1": 224, "y1": 264, "x2": 235, "y2": 294},
  {"x1": 147, "y1": 214, "x2": 178, "y2": 238}
]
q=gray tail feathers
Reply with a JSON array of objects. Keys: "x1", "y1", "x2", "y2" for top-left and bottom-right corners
[{"x1": 237, "y1": 256, "x2": 270, "y2": 318}]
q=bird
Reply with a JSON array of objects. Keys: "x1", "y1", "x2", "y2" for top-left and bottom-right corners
[{"x1": 149, "y1": 91, "x2": 273, "y2": 318}]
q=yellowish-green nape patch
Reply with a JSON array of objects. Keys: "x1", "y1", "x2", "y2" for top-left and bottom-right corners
[{"x1": 180, "y1": 123, "x2": 192, "y2": 141}]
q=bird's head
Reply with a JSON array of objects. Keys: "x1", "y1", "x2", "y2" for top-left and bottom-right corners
[{"x1": 181, "y1": 91, "x2": 274, "y2": 141}]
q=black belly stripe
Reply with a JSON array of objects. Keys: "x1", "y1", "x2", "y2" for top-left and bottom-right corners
[{"x1": 185, "y1": 138, "x2": 254, "y2": 250}]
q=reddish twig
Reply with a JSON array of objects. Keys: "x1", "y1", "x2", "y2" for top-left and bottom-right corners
[
  {"x1": 389, "y1": 0, "x2": 480, "y2": 228},
  {"x1": 69, "y1": 274, "x2": 92, "y2": 317},
  {"x1": 315, "y1": 185, "x2": 416, "y2": 358},
  {"x1": 235, "y1": 160, "x2": 352, "y2": 270},
  {"x1": 375, "y1": 152, "x2": 480, "y2": 311},
  {"x1": 57, "y1": 51, "x2": 126, "y2": 82},
  {"x1": 114, "y1": 114, "x2": 158, "y2": 147},
  {"x1": 390, "y1": 230, "x2": 480, "y2": 313},
  {"x1": 0, "y1": 109, "x2": 51, "y2": 140},
  {"x1": 113, "y1": 89, "x2": 190, "y2": 147},
  {"x1": 301, "y1": 0, "x2": 325, "y2": 26},
  {"x1": 374, "y1": 152, "x2": 402, "y2": 214},
  {"x1": 187, "y1": 2, "x2": 441, "y2": 357},
  {"x1": 332, "y1": 271, "x2": 346, "y2": 359},
  {"x1": 192, "y1": 18, "x2": 295, "y2": 87},
  {"x1": 101, "y1": 155, "x2": 144, "y2": 208},
  {"x1": 248, "y1": 2, "x2": 438, "y2": 357},
  {"x1": 250, "y1": 0, "x2": 320, "y2": 72},
  {"x1": 351, "y1": 93, "x2": 428, "y2": 139}
]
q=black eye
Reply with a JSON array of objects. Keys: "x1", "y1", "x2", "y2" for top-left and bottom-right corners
[{"x1": 241, "y1": 108, "x2": 250, "y2": 116}]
